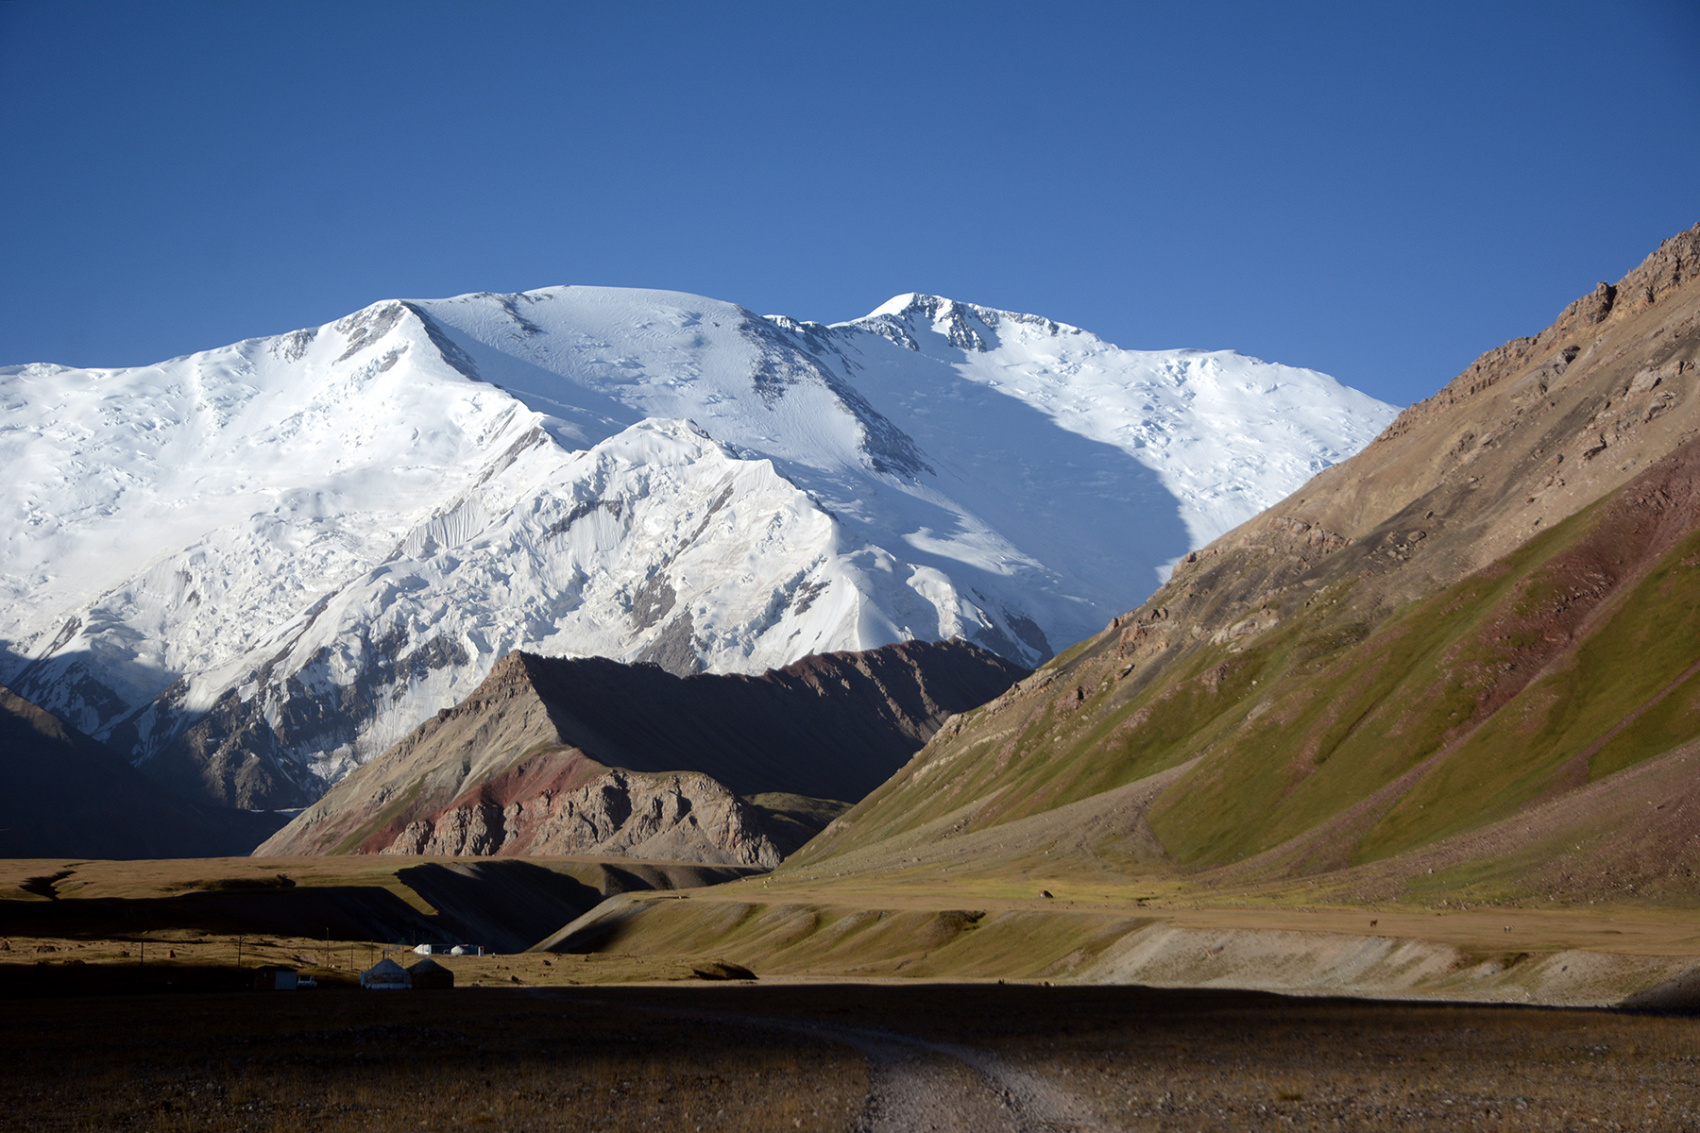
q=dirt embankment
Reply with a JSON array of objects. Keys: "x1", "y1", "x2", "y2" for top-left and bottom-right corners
[{"x1": 534, "y1": 882, "x2": 1700, "y2": 1010}]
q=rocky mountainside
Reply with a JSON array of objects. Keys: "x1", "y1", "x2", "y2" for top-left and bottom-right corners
[
  {"x1": 788, "y1": 225, "x2": 1700, "y2": 907},
  {"x1": 0, "y1": 685, "x2": 287, "y2": 858},
  {"x1": 258, "y1": 638, "x2": 1026, "y2": 865},
  {"x1": 0, "y1": 285, "x2": 1392, "y2": 812}
]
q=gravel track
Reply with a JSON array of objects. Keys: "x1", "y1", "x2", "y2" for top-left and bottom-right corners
[
  {"x1": 823, "y1": 1022, "x2": 1109, "y2": 1133},
  {"x1": 561, "y1": 992, "x2": 1108, "y2": 1131}
]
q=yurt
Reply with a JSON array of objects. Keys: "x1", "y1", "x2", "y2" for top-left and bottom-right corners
[
  {"x1": 407, "y1": 956, "x2": 455, "y2": 990},
  {"x1": 360, "y1": 957, "x2": 412, "y2": 990}
]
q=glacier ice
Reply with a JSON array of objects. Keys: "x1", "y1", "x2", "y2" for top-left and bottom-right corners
[{"x1": 0, "y1": 287, "x2": 1396, "y2": 807}]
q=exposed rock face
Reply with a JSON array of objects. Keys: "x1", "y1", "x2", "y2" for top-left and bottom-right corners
[
  {"x1": 383, "y1": 755, "x2": 784, "y2": 868},
  {"x1": 0, "y1": 685, "x2": 288, "y2": 858},
  {"x1": 258, "y1": 637, "x2": 1025, "y2": 861},
  {"x1": 790, "y1": 224, "x2": 1700, "y2": 906}
]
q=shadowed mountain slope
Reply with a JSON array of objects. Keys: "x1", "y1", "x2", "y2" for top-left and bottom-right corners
[
  {"x1": 259, "y1": 639, "x2": 1026, "y2": 864},
  {"x1": 785, "y1": 224, "x2": 1700, "y2": 906},
  {"x1": 0, "y1": 686, "x2": 287, "y2": 858}
]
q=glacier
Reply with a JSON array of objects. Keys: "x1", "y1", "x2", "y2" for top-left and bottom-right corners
[{"x1": 0, "y1": 287, "x2": 1397, "y2": 807}]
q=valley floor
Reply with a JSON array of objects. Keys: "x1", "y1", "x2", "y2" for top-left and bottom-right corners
[
  {"x1": 4, "y1": 981, "x2": 1700, "y2": 1132},
  {"x1": 7, "y1": 857, "x2": 1700, "y2": 1129}
]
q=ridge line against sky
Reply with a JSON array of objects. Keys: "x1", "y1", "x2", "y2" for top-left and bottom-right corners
[{"x1": 1, "y1": 0, "x2": 1697, "y2": 407}]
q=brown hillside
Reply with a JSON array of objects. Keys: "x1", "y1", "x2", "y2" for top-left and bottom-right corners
[
  {"x1": 787, "y1": 224, "x2": 1700, "y2": 906},
  {"x1": 258, "y1": 638, "x2": 1026, "y2": 861}
]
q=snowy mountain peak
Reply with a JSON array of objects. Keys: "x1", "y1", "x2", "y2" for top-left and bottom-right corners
[
  {"x1": 0, "y1": 284, "x2": 1397, "y2": 808},
  {"x1": 865, "y1": 293, "x2": 927, "y2": 319},
  {"x1": 850, "y1": 293, "x2": 1082, "y2": 355}
]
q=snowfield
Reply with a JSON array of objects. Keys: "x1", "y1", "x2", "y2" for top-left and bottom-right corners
[{"x1": 0, "y1": 287, "x2": 1396, "y2": 806}]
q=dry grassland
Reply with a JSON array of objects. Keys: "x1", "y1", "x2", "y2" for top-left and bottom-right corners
[
  {"x1": 0, "y1": 932, "x2": 761, "y2": 997},
  {"x1": 728, "y1": 868, "x2": 1700, "y2": 957}
]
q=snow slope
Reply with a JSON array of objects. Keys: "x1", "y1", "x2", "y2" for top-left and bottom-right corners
[{"x1": 0, "y1": 288, "x2": 1395, "y2": 807}]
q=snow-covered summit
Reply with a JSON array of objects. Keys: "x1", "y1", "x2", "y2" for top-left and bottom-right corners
[{"x1": 0, "y1": 285, "x2": 1396, "y2": 807}]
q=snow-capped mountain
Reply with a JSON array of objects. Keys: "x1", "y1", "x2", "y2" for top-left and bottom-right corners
[{"x1": 0, "y1": 287, "x2": 1396, "y2": 807}]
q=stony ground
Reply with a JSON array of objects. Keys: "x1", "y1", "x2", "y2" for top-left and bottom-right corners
[{"x1": 3, "y1": 980, "x2": 1698, "y2": 1131}]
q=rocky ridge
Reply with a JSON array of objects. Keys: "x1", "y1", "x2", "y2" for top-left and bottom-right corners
[
  {"x1": 381, "y1": 757, "x2": 785, "y2": 868},
  {"x1": 259, "y1": 637, "x2": 1026, "y2": 863}
]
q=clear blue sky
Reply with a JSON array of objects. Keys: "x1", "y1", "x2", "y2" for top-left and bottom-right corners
[{"x1": 3, "y1": 1, "x2": 1696, "y2": 406}]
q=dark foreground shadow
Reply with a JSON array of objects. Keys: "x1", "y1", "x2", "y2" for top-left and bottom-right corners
[{"x1": 0, "y1": 981, "x2": 1694, "y2": 1132}]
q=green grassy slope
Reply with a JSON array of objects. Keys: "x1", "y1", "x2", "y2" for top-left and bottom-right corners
[{"x1": 794, "y1": 455, "x2": 1700, "y2": 884}]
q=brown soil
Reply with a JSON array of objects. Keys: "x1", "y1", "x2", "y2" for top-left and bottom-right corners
[{"x1": 3, "y1": 982, "x2": 1698, "y2": 1132}]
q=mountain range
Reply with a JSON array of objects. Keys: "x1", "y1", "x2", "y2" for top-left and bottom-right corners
[
  {"x1": 468, "y1": 224, "x2": 1700, "y2": 1009},
  {"x1": 5, "y1": 225, "x2": 1698, "y2": 1010},
  {"x1": 0, "y1": 287, "x2": 1392, "y2": 813}
]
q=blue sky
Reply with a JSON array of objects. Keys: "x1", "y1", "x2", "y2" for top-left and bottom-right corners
[{"x1": 2, "y1": 1, "x2": 1696, "y2": 407}]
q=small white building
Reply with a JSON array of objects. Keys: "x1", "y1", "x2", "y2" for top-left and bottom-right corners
[{"x1": 360, "y1": 957, "x2": 411, "y2": 990}]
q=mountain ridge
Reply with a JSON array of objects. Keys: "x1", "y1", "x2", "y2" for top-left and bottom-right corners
[
  {"x1": 258, "y1": 637, "x2": 1027, "y2": 862},
  {"x1": 1, "y1": 284, "x2": 1394, "y2": 809}
]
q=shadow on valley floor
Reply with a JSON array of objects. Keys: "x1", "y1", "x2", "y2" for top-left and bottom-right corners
[
  {"x1": 2, "y1": 981, "x2": 1698, "y2": 1131},
  {"x1": 0, "y1": 884, "x2": 448, "y2": 951},
  {"x1": 392, "y1": 860, "x2": 606, "y2": 950},
  {"x1": 0, "y1": 862, "x2": 603, "y2": 955},
  {"x1": 0, "y1": 857, "x2": 767, "y2": 962}
]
